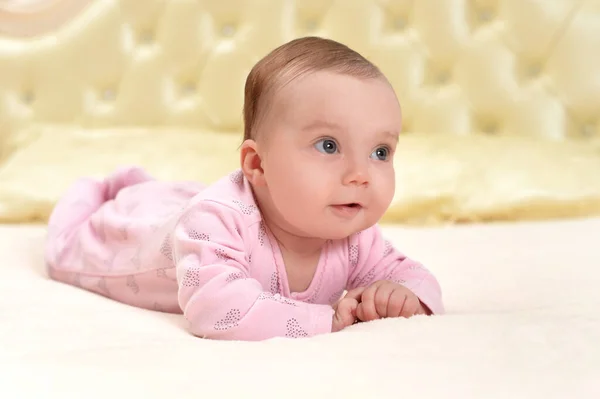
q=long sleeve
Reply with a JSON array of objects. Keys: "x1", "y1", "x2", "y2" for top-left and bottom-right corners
[
  {"x1": 172, "y1": 199, "x2": 334, "y2": 341},
  {"x1": 346, "y1": 225, "x2": 445, "y2": 315}
]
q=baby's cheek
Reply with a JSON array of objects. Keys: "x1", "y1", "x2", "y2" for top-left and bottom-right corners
[{"x1": 379, "y1": 176, "x2": 396, "y2": 206}]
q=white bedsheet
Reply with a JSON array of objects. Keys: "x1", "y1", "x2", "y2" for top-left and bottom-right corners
[{"x1": 1, "y1": 219, "x2": 599, "y2": 398}]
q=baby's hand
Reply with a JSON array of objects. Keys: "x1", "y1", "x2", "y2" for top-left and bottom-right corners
[
  {"x1": 356, "y1": 280, "x2": 428, "y2": 322},
  {"x1": 331, "y1": 287, "x2": 365, "y2": 332}
]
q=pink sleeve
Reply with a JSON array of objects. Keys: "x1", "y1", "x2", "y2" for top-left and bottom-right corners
[
  {"x1": 346, "y1": 226, "x2": 445, "y2": 315},
  {"x1": 172, "y1": 199, "x2": 334, "y2": 341}
]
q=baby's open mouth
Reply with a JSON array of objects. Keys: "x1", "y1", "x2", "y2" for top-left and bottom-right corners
[
  {"x1": 330, "y1": 203, "x2": 363, "y2": 215},
  {"x1": 333, "y1": 203, "x2": 361, "y2": 208}
]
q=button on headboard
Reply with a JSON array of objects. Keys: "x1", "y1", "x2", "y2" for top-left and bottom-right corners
[
  {"x1": 0, "y1": 0, "x2": 599, "y2": 224},
  {"x1": 0, "y1": 0, "x2": 598, "y2": 145}
]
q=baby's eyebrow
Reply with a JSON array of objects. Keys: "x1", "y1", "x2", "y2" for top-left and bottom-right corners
[
  {"x1": 301, "y1": 120, "x2": 343, "y2": 132},
  {"x1": 384, "y1": 130, "x2": 400, "y2": 142},
  {"x1": 301, "y1": 120, "x2": 399, "y2": 142}
]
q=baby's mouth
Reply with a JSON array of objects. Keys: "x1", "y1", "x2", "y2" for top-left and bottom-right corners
[
  {"x1": 330, "y1": 203, "x2": 363, "y2": 216},
  {"x1": 333, "y1": 203, "x2": 361, "y2": 208}
]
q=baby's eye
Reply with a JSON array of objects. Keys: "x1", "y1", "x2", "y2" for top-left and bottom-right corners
[
  {"x1": 314, "y1": 139, "x2": 338, "y2": 154},
  {"x1": 370, "y1": 146, "x2": 389, "y2": 161}
]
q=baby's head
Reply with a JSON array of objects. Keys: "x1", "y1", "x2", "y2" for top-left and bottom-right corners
[{"x1": 240, "y1": 37, "x2": 401, "y2": 240}]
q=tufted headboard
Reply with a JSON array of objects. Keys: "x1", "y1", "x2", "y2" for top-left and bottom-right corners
[{"x1": 0, "y1": 0, "x2": 599, "y2": 224}]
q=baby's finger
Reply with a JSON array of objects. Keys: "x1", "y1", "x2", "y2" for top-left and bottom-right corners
[
  {"x1": 399, "y1": 295, "x2": 421, "y2": 318},
  {"x1": 415, "y1": 302, "x2": 429, "y2": 315},
  {"x1": 386, "y1": 288, "x2": 408, "y2": 318},
  {"x1": 337, "y1": 298, "x2": 359, "y2": 326},
  {"x1": 356, "y1": 302, "x2": 365, "y2": 322},
  {"x1": 374, "y1": 283, "x2": 395, "y2": 317},
  {"x1": 344, "y1": 286, "x2": 366, "y2": 302},
  {"x1": 358, "y1": 284, "x2": 381, "y2": 321}
]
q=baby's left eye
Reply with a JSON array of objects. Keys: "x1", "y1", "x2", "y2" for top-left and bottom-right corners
[{"x1": 370, "y1": 147, "x2": 389, "y2": 161}]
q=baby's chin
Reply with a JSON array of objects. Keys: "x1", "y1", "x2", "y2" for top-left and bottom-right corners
[{"x1": 308, "y1": 222, "x2": 374, "y2": 241}]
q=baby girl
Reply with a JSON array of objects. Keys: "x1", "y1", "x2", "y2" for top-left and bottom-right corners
[{"x1": 44, "y1": 36, "x2": 444, "y2": 340}]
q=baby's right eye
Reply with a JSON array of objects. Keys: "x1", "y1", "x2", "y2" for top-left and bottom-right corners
[{"x1": 314, "y1": 139, "x2": 338, "y2": 154}]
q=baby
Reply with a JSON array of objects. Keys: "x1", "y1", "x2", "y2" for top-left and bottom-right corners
[{"x1": 44, "y1": 36, "x2": 444, "y2": 341}]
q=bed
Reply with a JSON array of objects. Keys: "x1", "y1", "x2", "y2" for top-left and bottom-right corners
[{"x1": 1, "y1": 1, "x2": 599, "y2": 398}]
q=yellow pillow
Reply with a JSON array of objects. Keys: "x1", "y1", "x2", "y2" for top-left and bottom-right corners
[{"x1": 0, "y1": 125, "x2": 598, "y2": 225}]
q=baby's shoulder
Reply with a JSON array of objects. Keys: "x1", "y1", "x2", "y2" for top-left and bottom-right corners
[{"x1": 185, "y1": 169, "x2": 262, "y2": 224}]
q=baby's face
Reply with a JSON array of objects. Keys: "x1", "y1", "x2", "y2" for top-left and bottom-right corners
[{"x1": 259, "y1": 71, "x2": 401, "y2": 239}]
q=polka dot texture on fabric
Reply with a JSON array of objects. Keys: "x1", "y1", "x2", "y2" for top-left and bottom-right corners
[
  {"x1": 383, "y1": 240, "x2": 393, "y2": 256},
  {"x1": 182, "y1": 266, "x2": 203, "y2": 287},
  {"x1": 258, "y1": 222, "x2": 266, "y2": 246},
  {"x1": 215, "y1": 248, "x2": 233, "y2": 261},
  {"x1": 118, "y1": 224, "x2": 129, "y2": 240},
  {"x1": 328, "y1": 288, "x2": 345, "y2": 304},
  {"x1": 229, "y1": 170, "x2": 243, "y2": 185},
  {"x1": 306, "y1": 266, "x2": 325, "y2": 304},
  {"x1": 130, "y1": 248, "x2": 142, "y2": 269},
  {"x1": 354, "y1": 268, "x2": 376, "y2": 288},
  {"x1": 270, "y1": 271, "x2": 280, "y2": 294},
  {"x1": 188, "y1": 230, "x2": 210, "y2": 241},
  {"x1": 410, "y1": 263, "x2": 427, "y2": 272},
  {"x1": 257, "y1": 292, "x2": 298, "y2": 307},
  {"x1": 285, "y1": 318, "x2": 308, "y2": 338},
  {"x1": 349, "y1": 244, "x2": 359, "y2": 266},
  {"x1": 214, "y1": 309, "x2": 241, "y2": 330},
  {"x1": 126, "y1": 275, "x2": 139, "y2": 294},
  {"x1": 156, "y1": 268, "x2": 175, "y2": 280},
  {"x1": 225, "y1": 272, "x2": 244, "y2": 283},
  {"x1": 160, "y1": 235, "x2": 173, "y2": 260},
  {"x1": 232, "y1": 200, "x2": 257, "y2": 215}
]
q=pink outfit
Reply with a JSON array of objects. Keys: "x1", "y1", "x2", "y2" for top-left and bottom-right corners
[{"x1": 45, "y1": 167, "x2": 444, "y2": 340}]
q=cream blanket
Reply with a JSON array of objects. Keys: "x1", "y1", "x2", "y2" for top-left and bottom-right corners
[{"x1": 1, "y1": 219, "x2": 599, "y2": 398}]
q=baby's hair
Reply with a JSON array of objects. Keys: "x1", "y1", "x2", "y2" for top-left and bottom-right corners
[{"x1": 242, "y1": 36, "x2": 384, "y2": 141}]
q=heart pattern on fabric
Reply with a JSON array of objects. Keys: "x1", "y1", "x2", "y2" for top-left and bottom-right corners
[
  {"x1": 232, "y1": 200, "x2": 258, "y2": 215},
  {"x1": 257, "y1": 293, "x2": 298, "y2": 307},
  {"x1": 225, "y1": 272, "x2": 244, "y2": 283},
  {"x1": 214, "y1": 309, "x2": 241, "y2": 331},
  {"x1": 160, "y1": 235, "x2": 173, "y2": 260},
  {"x1": 215, "y1": 248, "x2": 233, "y2": 261},
  {"x1": 286, "y1": 318, "x2": 308, "y2": 338},
  {"x1": 126, "y1": 275, "x2": 139, "y2": 294},
  {"x1": 156, "y1": 268, "x2": 177, "y2": 281},
  {"x1": 188, "y1": 229, "x2": 210, "y2": 241},
  {"x1": 181, "y1": 266, "x2": 203, "y2": 287},
  {"x1": 96, "y1": 277, "x2": 110, "y2": 295}
]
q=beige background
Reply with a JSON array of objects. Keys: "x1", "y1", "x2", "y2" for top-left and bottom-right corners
[
  {"x1": 0, "y1": 4, "x2": 599, "y2": 397},
  {"x1": 0, "y1": 0, "x2": 599, "y2": 224}
]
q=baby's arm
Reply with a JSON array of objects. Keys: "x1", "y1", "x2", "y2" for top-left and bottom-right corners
[
  {"x1": 346, "y1": 225, "x2": 444, "y2": 315},
  {"x1": 172, "y1": 200, "x2": 334, "y2": 341}
]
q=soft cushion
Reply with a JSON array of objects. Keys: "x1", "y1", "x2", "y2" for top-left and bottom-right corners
[{"x1": 0, "y1": 125, "x2": 598, "y2": 224}]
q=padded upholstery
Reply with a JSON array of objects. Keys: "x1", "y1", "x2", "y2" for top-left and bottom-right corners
[{"x1": 0, "y1": 0, "x2": 599, "y2": 224}]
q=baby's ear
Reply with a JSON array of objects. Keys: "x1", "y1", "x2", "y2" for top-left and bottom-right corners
[{"x1": 240, "y1": 139, "x2": 266, "y2": 186}]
